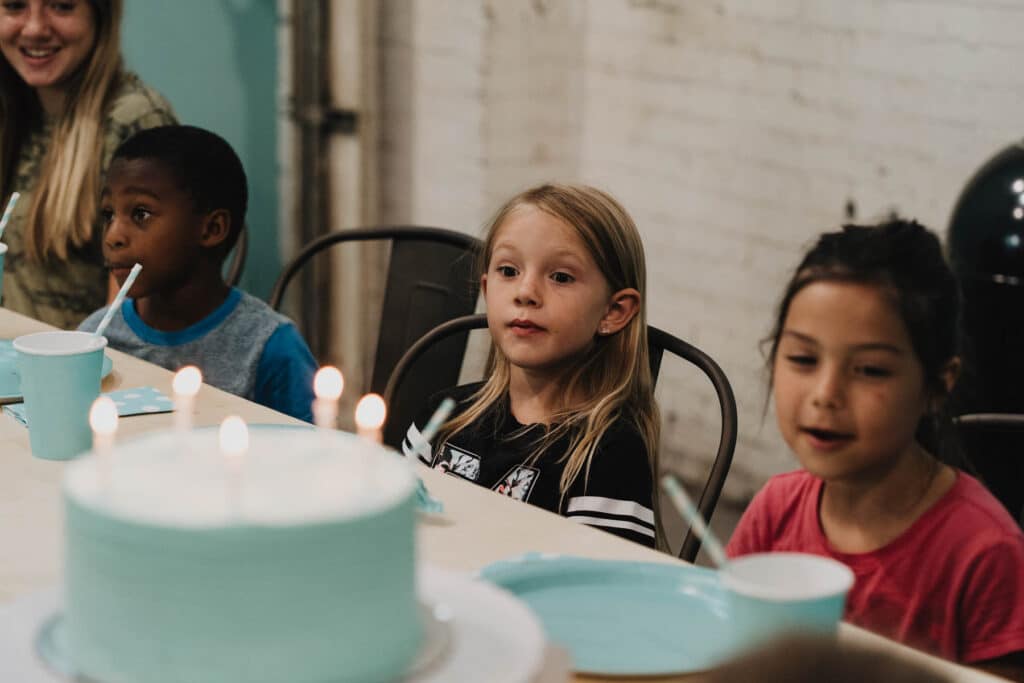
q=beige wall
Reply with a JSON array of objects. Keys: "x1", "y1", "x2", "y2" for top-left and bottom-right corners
[{"x1": 372, "y1": 0, "x2": 1024, "y2": 500}]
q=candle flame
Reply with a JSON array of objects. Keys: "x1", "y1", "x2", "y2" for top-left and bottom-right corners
[
  {"x1": 355, "y1": 393, "x2": 386, "y2": 430},
  {"x1": 173, "y1": 366, "x2": 202, "y2": 397},
  {"x1": 219, "y1": 416, "x2": 249, "y2": 458},
  {"x1": 314, "y1": 366, "x2": 344, "y2": 401},
  {"x1": 89, "y1": 396, "x2": 118, "y2": 436}
]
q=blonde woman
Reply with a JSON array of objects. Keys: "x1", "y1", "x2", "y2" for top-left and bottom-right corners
[
  {"x1": 403, "y1": 184, "x2": 661, "y2": 548},
  {"x1": 0, "y1": 0, "x2": 175, "y2": 328}
]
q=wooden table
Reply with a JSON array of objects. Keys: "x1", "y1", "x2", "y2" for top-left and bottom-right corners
[{"x1": 0, "y1": 309, "x2": 1005, "y2": 682}]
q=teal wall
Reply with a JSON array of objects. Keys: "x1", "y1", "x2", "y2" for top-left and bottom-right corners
[{"x1": 122, "y1": 1, "x2": 280, "y2": 299}]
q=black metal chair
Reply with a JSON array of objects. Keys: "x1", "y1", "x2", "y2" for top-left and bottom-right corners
[
  {"x1": 271, "y1": 227, "x2": 483, "y2": 445},
  {"x1": 953, "y1": 413, "x2": 1024, "y2": 526},
  {"x1": 384, "y1": 313, "x2": 738, "y2": 563}
]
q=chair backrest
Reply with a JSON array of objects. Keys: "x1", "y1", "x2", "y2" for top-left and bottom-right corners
[
  {"x1": 384, "y1": 313, "x2": 738, "y2": 562},
  {"x1": 270, "y1": 227, "x2": 483, "y2": 445},
  {"x1": 953, "y1": 413, "x2": 1024, "y2": 526}
]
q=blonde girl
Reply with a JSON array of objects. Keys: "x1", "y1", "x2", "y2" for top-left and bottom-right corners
[
  {"x1": 404, "y1": 183, "x2": 661, "y2": 548},
  {"x1": 0, "y1": 0, "x2": 176, "y2": 328}
]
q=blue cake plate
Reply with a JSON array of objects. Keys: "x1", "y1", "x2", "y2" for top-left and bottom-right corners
[
  {"x1": 0, "y1": 340, "x2": 112, "y2": 403},
  {"x1": 479, "y1": 553, "x2": 736, "y2": 676}
]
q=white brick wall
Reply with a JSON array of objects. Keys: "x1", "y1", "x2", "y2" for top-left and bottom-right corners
[{"x1": 375, "y1": 0, "x2": 1024, "y2": 501}]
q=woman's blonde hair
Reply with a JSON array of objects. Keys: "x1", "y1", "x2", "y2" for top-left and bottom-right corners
[
  {"x1": 443, "y1": 183, "x2": 662, "y2": 538},
  {"x1": 0, "y1": 0, "x2": 124, "y2": 260}
]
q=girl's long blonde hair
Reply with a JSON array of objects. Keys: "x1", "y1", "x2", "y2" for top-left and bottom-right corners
[
  {"x1": 0, "y1": 0, "x2": 124, "y2": 260},
  {"x1": 442, "y1": 183, "x2": 662, "y2": 539}
]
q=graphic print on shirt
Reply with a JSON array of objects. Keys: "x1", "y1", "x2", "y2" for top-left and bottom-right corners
[
  {"x1": 431, "y1": 443, "x2": 481, "y2": 481},
  {"x1": 493, "y1": 465, "x2": 539, "y2": 501}
]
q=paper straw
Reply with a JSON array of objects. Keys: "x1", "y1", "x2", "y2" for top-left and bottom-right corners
[
  {"x1": 93, "y1": 263, "x2": 142, "y2": 338},
  {"x1": 0, "y1": 192, "x2": 21, "y2": 240},
  {"x1": 660, "y1": 474, "x2": 728, "y2": 568},
  {"x1": 407, "y1": 398, "x2": 454, "y2": 516},
  {"x1": 417, "y1": 398, "x2": 455, "y2": 450}
]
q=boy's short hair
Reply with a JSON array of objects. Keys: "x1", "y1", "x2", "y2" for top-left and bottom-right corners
[{"x1": 111, "y1": 125, "x2": 248, "y2": 257}]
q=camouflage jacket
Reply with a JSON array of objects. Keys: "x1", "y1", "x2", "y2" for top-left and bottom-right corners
[{"x1": 1, "y1": 72, "x2": 176, "y2": 329}]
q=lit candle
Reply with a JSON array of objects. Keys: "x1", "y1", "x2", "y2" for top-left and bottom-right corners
[
  {"x1": 354, "y1": 393, "x2": 386, "y2": 444},
  {"x1": 89, "y1": 396, "x2": 118, "y2": 495},
  {"x1": 312, "y1": 366, "x2": 344, "y2": 429},
  {"x1": 172, "y1": 366, "x2": 202, "y2": 432},
  {"x1": 219, "y1": 416, "x2": 249, "y2": 518}
]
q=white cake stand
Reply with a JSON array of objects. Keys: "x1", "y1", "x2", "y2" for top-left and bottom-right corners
[{"x1": 0, "y1": 566, "x2": 564, "y2": 683}]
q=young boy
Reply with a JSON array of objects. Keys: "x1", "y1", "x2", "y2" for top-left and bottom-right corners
[{"x1": 79, "y1": 125, "x2": 316, "y2": 422}]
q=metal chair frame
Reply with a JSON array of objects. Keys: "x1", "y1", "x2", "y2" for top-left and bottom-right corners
[
  {"x1": 268, "y1": 226, "x2": 481, "y2": 310},
  {"x1": 952, "y1": 412, "x2": 1024, "y2": 525},
  {"x1": 384, "y1": 313, "x2": 738, "y2": 563},
  {"x1": 953, "y1": 413, "x2": 1024, "y2": 429},
  {"x1": 271, "y1": 227, "x2": 483, "y2": 445}
]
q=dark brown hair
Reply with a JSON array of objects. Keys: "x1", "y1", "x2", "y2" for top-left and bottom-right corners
[{"x1": 766, "y1": 219, "x2": 964, "y2": 463}]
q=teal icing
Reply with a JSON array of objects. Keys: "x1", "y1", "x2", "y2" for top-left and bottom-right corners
[{"x1": 63, "y1": 435, "x2": 420, "y2": 683}]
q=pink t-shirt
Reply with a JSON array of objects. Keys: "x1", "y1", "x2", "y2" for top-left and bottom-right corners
[{"x1": 727, "y1": 469, "x2": 1024, "y2": 663}]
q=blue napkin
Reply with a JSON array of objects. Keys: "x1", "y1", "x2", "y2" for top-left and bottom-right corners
[{"x1": 3, "y1": 386, "x2": 173, "y2": 427}]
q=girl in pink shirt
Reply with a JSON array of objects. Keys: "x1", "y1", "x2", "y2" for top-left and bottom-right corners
[{"x1": 728, "y1": 219, "x2": 1024, "y2": 680}]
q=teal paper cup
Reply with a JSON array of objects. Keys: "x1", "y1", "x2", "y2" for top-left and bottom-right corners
[
  {"x1": 0, "y1": 242, "x2": 7, "y2": 303},
  {"x1": 14, "y1": 331, "x2": 108, "y2": 461},
  {"x1": 721, "y1": 553, "x2": 854, "y2": 651}
]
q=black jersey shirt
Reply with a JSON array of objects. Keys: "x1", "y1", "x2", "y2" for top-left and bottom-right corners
[{"x1": 403, "y1": 383, "x2": 656, "y2": 547}]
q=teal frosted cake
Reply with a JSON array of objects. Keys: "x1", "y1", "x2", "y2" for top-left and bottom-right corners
[{"x1": 62, "y1": 427, "x2": 420, "y2": 683}]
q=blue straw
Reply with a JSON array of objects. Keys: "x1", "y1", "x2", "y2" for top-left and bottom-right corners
[
  {"x1": 418, "y1": 398, "x2": 455, "y2": 448},
  {"x1": 660, "y1": 474, "x2": 728, "y2": 568},
  {"x1": 408, "y1": 398, "x2": 455, "y2": 514},
  {"x1": 0, "y1": 192, "x2": 21, "y2": 241}
]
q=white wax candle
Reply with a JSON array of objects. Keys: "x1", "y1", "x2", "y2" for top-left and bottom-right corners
[
  {"x1": 172, "y1": 366, "x2": 202, "y2": 433},
  {"x1": 89, "y1": 396, "x2": 118, "y2": 496},
  {"x1": 219, "y1": 416, "x2": 249, "y2": 518},
  {"x1": 354, "y1": 393, "x2": 386, "y2": 444},
  {"x1": 312, "y1": 366, "x2": 344, "y2": 430}
]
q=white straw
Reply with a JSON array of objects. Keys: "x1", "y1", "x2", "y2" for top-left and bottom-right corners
[
  {"x1": 0, "y1": 192, "x2": 21, "y2": 240},
  {"x1": 660, "y1": 474, "x2": 728, "y2": 568},
  {"x1": 93, "y1": 263, "x2": 142, "y2": 338}
]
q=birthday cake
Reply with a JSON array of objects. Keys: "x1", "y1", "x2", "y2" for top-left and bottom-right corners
[{"x1": 61, "y1": 426, "x2": 420, "y2": 683}]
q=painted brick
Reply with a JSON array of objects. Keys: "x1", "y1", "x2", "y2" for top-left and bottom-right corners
[{"x1": 373, "y1": 0, "x2": 1024, "y2": 501}]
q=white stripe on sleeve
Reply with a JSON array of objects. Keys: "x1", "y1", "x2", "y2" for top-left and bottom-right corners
[
  {"x1": 402, "y1": 423, "x2": 432, "y2": 463},
  {"x1": 566, "y1": 495, "x2": 655, "y2": 526},
  {"x1": 567, "y1": 515, "x2": 656, "y2": 539}
]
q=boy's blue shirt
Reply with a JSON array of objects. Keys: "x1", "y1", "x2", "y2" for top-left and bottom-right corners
[{"x1": 79, "y1": 288, "x2": 316, "y2": 422}]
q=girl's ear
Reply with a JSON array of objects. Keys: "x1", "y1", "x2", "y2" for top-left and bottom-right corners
[
  {"x1": 598, "y1": 287, "x2": 640, "y2": 336},
  {"x1": 199, "y1": 209, "x2": 231, "y2": 248},
  {"x1": 929, "y1": 356, "x2": 962, "y2": 413},
  {"x1": 940, "y1": 356, "x2": 962, "y2": 395},
  {"x1": 480, "y1": 272, "x2": 488, "y2": 297}
]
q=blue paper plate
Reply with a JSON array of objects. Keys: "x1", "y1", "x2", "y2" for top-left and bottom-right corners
[
  {"x1": 479, "y1": 554, "x2": 736, "y2": 676},
  {"x1": 0, "y1": 340, "x2": 113, "y2": 402}
]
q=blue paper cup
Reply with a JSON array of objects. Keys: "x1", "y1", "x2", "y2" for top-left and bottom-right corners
[
  {"x1": 721, "y1": 553, "x2": 854, "y2": 652},
  {"x1": 0, "y1": 242, "x2": 7, "y2": 303},
  {"x1": 14, "y1": 331, "x2": 108, "y2": 461}
]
